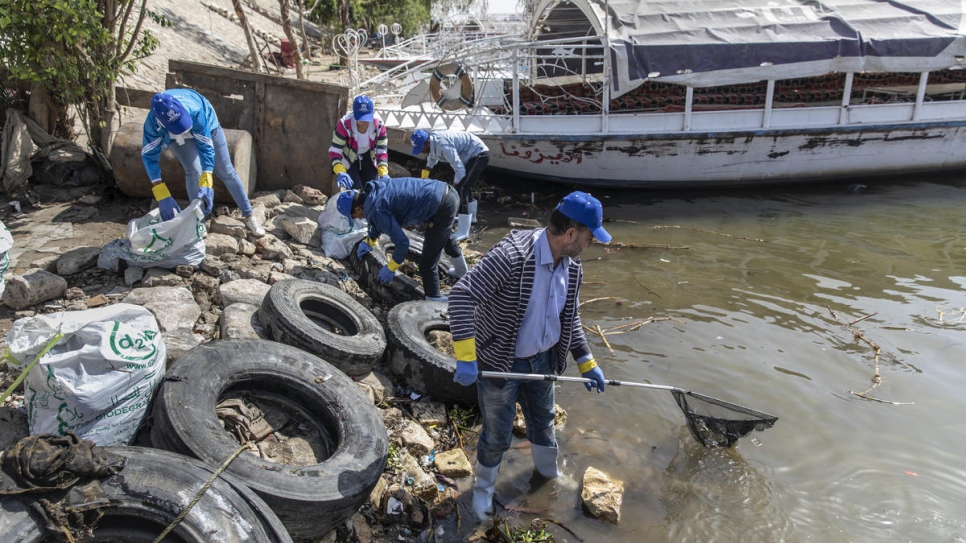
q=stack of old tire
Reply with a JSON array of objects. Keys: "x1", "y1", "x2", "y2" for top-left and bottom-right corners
[
  {"x1": 2, "y1": 445, "x2": 293, "y2": 542},
  {"x1": 4, "y1": 229, "x2": 473, "y2": 542}
]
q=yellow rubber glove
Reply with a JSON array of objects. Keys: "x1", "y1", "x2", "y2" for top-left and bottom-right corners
[
  {"x1": 453, "y1": 338, "x2": 478, "y2": 386},
  {"x1": 378, "y1": 165, "x2": 389, "y2": 178},
  {"x1": 151, "y1": 182, "x2": 172, "y2": 202},
  {"x1": 421, "y1": 169, "x2": 430, "y2": 179},
  {"x1": 386, "y1": 257, "x2": 401, "y2": 272},
  {"x1": 453, "y1": 337, "x2": 477, "y2": 362},
  {"x1": 152, "y1": 182, "x2": 181, "y2": 221},
  {"x1": 578, "y1": 358, "x2": 606, "y2": 393},
  {"x1": 333, "y1": 163, "x2": 347, "y2": 175},
  {"x1": 196, "y1": 172, "x2": 215, "y2": 215}
]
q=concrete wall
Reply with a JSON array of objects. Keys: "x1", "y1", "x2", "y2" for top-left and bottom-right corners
[{"x1": 152, "y1": 60, "x2": 349, "y2": 194}]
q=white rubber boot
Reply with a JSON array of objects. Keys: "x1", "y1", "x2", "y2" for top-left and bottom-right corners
[
  {"x1": 467, "y1": 199, "x2": 478, "y2": 224},
  {"x1": 453, "y1": 213, "x2": 472, "y2": 241},
  {"x1": 531, "y1": 444, "x2": 559, "y2": 478},
  {"x1": 448, "y1": 254, "x2": 468, "y2": 279},
  {"x1": 472, "y1": 462, "x2": 499, "y2": 522}
]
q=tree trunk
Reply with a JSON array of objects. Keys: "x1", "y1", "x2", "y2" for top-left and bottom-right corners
[
  {"x1": 233, "y1": 0, "x2": 264, "y2": 72},
  {"x1": 279, "y1": 0, "x2": 304, "y2": 79},
  {"x1": 298, "y1": 2, "x2": 311, "y2": 59},
  {"x1": 98, "y1": 84, "x2": 117, "y2": 156}
]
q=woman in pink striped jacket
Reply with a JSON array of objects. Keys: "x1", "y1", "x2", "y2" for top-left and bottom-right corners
[{"x1": 328, "y1": 95, "x2": 389, "y2": 190}]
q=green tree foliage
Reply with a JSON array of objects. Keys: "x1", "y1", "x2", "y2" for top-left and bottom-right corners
[
  {"x1": 306, "y1": 0, "x2": 430, "y2": 40},
  {"x1": 0, "y1": 0, "x2": 160, "y2": 149}
]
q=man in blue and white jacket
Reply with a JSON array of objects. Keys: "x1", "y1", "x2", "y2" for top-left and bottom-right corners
[
  {"x1": 142, "y1": 89, "x2": 264, "y2": 236},
  {"x1": 448, "y1": 191, "x2": 611, "y2": 522}
]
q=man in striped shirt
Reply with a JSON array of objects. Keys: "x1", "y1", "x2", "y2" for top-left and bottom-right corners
[{"x1": 448, "y1": 191, "x2": 611, "y2": 522}]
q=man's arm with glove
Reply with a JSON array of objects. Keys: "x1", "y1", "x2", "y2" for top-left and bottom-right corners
[
  {"x1": 452, "y1": 337, "x2": 478, "y2": 386},
  {"x1": 196, "y1": 172, "x2": 214, "y2": 216},
  {"x1": 578, "y1": 358, "x2": 605, "y2": 393},
  {"x1": 356, "y1": 237, "x2": 376, "y2": 258},
  {"x1": 336, "y1": 172, "x2": 354, "y2": 191},
  {"x1": 152, "y1": 182, "x2": 182, "y2": 221},
  {"x1": 377, "y1": 257, "x2": 400, "y2": 283},
  {"x1": 377, "y1": 164, "x2": 389, "y2": 180}
]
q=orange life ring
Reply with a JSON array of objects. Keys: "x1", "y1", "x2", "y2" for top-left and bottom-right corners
[{"x1": 429, "y1": 63, "x2": 474, "y2": 111}]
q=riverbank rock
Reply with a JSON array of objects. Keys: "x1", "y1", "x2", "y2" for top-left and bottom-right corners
[
  {"x1": 581, "y1": 466, "x2": 623, "y2": 524},
  {"x1": 2, "y1": 269, "x2": 68, "y2": 310}
]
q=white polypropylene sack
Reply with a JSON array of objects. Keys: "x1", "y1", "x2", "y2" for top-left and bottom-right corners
[
  {"x1": 97, "y1": 199, "x2": 207, "y2": 271},
  {"x1": 0, "y1": 219, "x2": 12, "y2": 297},
  {"x1": 318, "y1": 198, "x2": 367, "y2": 259},
  {"x1": 4, "y1": 303, "x2": 167, "y2": 446}
]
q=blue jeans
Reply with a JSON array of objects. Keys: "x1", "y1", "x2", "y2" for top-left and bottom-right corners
[
  {"x1": 170, "y1": 126, "x2": 253, "y2": 216},
  {"x1": 476, "y1": 350, "x2": 557, "y2": 469}
]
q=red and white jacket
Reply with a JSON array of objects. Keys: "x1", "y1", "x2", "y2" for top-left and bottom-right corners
[{"x1": 328, "y1": 113, "x2": 388, "y2": 171}]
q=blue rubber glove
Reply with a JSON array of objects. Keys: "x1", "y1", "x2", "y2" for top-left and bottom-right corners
[
  {"x1": 356, "y1": 239, "x2": 374, "y2": 259},
  {"x1": 453, "y1": 360, "x2": 479, "y2": 386},
  {"x1": 378, "y1": 175, "x2": 390, "y2": 181},
  {"x1": 158, "y1": 197, "x2": 181, "y2": 221},
  {"x1": 378, "y1": 264, "x2": 395, "y2": 283},
  {"x1": 196, "y1": 172, "x2": 215, "y2": 216},
  {"x1": 579, "y1": 360, "x2": 606, "y2": 393},
  {"x1": 196, "y1": 186, "x2": 214, "y2": 216},
  {"x1": 152, "y1": 182, "x2": 182, "y2": 221},
  {"x1": 336, "y1": 172, "x2": 353, "y2": 191}
]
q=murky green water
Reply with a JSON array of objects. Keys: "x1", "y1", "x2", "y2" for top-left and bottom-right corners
[{"x1": 469, "y1": 175, "x2": 966, "y2": 542}]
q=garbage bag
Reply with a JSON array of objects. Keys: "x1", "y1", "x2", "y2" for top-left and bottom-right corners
[
  {"x1": 0, "y1": 219, "x2": 12, "y2": 297},
  {"x1": 97, "y1": 199, "x2": 206, "y2": 271},
  {"x1": 318, "y1": 198, "x2": 367, "y2": 259},
  {"x1": 4, "y1": 303, "x2": 166, "y2": 446}
]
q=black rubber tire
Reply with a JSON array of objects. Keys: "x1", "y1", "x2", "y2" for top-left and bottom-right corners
[
  {"x1": 347, "y1": 234, "x2": 424, "y2": 306},
  {"x1": 0, "y1": 445, "x2": 292, "y2": 543},
  {"x1": 149, "y1": 339, "x2": 388, "y2": 541},
  {"x1": 386, "y1": 300, "x2": 478, "y2": 405},
  {"x1": 259, "y1": 279, "x2": 387, "y2": 376}
]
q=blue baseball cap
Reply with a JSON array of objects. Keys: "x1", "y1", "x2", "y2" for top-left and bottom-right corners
[
  {"x1": 410, "y1": 129, "x2": 429, "y2": 155},
  {"x1": 556, "y1": 191, "x2": 611, "y2": 243},
  {"x1": 151, "y1": 92, "x2": 192, "y2": 135},
  {"x1": 353, "y1": 95, "x2": 374, "y2": 122},
  {"x1": 336, "y1": 190, "x2": 356, "y2": 221}
]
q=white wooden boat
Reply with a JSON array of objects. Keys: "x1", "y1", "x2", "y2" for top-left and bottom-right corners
[{"x1": 360, "y1": 0, "x2": 966, "y2": 188}]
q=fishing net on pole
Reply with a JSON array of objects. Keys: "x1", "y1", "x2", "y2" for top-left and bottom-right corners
[{"x1": 672, "y1": 389, "x2": 778, "y2": 448}]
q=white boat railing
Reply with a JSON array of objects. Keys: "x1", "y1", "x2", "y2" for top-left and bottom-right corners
[{"x1": 364, "y1": 35, "x2": 966, "y2": 137}]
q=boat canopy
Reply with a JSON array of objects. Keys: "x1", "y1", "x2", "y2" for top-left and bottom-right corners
[{"x1": 530, "y1": 0, "x2": 966, "y2": 95}]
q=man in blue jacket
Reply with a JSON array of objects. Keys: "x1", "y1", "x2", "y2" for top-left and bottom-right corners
[
  {"x1": 142, "y1": 89, "x2": 264, "y2": 236},
  {"x1": 336, "y1": 177, "x2": 467, "y2": 301},
  {"x1": 447, "y1": 191, "x2": 611, "y2": 522}
]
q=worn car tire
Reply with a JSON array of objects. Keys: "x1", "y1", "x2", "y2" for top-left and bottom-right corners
[
  {"x1": 387, "y1": 300, "x2": 478, "y2": 405},
  {"x1": 260, "y1": 278, "x2": 386, "y2": 376},
  {"x1": 149, "y1": 339, "x2": 388, "y2": 541},
  {"x1": 347, "y1": 234, "x2": 425, "y2": 306},
  {"x1": 1, "y1": 445, "x2": 291, "y2": 543}
]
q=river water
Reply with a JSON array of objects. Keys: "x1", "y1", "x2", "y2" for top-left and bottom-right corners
[{"x1": 468, "y1": 175, "x2": 966, "y2": 542}]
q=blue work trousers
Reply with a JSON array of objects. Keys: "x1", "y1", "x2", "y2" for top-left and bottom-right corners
[
  {"x1": 476, "y1": 350, "x2": 557, "y2": 469},
  {"x1": 420, "y1": 185, "x2": 461, "y2": 297}
]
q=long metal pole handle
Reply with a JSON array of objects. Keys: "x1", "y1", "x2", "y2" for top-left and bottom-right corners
[{"x1": 479, "y1": 371, "x2": 679, "y2": 392}]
